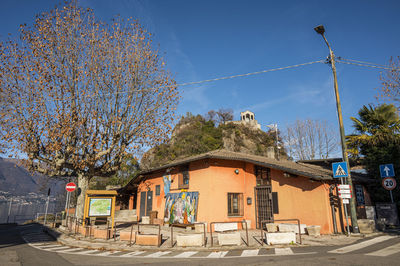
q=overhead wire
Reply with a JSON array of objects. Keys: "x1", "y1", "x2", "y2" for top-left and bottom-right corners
[
  {"x1": 336, "y1": 57, "x2": 400, "y2": 70},
  {"x1": 18, "y1": 59, "x2": 326, "y2": 104}
]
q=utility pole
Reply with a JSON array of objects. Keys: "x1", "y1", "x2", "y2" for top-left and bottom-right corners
[
  {"x1": 314, "y1": 25, "x2": 359, "y2": 233},
  {"x1": 267, "y1": 124, "x2": 279, "y2": 160}
]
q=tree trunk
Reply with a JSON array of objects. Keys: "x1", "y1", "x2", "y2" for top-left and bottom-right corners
[{"x1": 76, "y1": 175, "x2": 89, "y2": 219}]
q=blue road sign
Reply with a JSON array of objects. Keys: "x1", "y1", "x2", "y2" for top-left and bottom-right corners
[
  {"x1": 379, "y1": 164, "x2": 395, "y2": 178},
  {"x1": 332, "y1": 162, "x2": 349, "y2": 178}
]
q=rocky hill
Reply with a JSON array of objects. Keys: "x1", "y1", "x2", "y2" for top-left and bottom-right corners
[{"x1": 141, "y1": 113, "x2": 286, "y2": 169}]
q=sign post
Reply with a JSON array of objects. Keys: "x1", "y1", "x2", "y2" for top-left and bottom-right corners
[
  {"x1": 332, "y1": 162, "x2": 350, "y2": 235},
  {"x1": 44, "y1": 188, "x2": 51, "y2": 224},
  {"x1": 379, "y1": 164, "x2": 396, "y2": 203},
  {"x1": 6, "y1": 198, "x2": 12, "y2": 224},
  {"x1": 65, "y1": 182, "x2": 77, "y2": 223}
]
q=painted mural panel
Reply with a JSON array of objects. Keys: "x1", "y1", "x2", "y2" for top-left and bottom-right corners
[{"x1": 164, "y1": 191, "x2": 199, "y2": 224}]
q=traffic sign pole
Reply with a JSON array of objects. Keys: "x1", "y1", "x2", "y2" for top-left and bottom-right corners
[{"x1": 340, "y1": 177, "x2": 350, "y2": 235}]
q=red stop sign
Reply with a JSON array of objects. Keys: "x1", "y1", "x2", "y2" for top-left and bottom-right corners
[{"x1": 66, "y1": 182, "x2": 77, "y2": 192}]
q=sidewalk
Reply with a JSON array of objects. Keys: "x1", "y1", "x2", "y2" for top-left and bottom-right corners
[{"x1": 43, "y1": 223, "x2": 385, "y2": 253}]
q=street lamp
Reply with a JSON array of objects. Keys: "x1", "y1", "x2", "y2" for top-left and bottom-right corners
[{"x1": 314, "y1": 25, "x2": 359, "y2": 234}]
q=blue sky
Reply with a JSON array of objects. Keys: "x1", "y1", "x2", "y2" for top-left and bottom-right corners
[{"x1": 1, "y1": 0, "x2": 400, "y2": 155}]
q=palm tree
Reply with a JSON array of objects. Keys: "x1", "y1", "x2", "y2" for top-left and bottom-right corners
[{"x1": 347, "y1": 104, "x2": 400, "y2": 158}]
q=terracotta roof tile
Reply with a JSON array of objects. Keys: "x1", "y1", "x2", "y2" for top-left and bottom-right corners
[{"x1": 140, "y1": 149, "x2": 334, "y2": 180}]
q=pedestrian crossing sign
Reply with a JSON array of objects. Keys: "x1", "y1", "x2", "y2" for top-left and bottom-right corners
[{"x1": 332, "y1": 162, "x2": 349, "y2": 178}]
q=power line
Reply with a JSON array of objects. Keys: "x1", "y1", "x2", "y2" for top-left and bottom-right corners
[
  {"x1": 337, "y1": 57, "x2": 389, "y2": 68},
  {"x1": 176, "y1": 60, "x2": 325, "y2": 86},
  {"x1": 336, "y1": 57, "x2": 400, "y2": 70},
  {"x1": 14, "y1": 59, "x2": 326, "y2": 104}
]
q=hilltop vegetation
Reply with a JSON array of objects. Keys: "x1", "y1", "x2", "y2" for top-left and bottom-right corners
[{"x1": 141, "y1": 111, "x2": 286, "y2": 169}]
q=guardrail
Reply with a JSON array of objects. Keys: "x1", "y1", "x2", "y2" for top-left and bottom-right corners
[
  {"x1": 170, "y1": 223, "x2": 207, "y2": 247},
  {"x1": 260, "y1": 219, "x2": 302, "y2": 245},
  {"x1": 112, "y1": 221, "x2": 138, "y2": 243},
  {"x1": 136, "y1": 223, "x2": 162, "y2": 247},
  {"x1": 209, "y1": 220, "x2": 249, "y2": 247},
  {"x1": 13, "y1": 215, "x2": 35, "y2": 224}
]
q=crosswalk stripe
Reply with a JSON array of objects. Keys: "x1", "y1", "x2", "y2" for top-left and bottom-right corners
[
  {"x1": 62, "y1": 248, "x2": 84, "y2": 253},
  {"x1": 329, "y1": 236, "x2": 397, "y2": 254},
  {"x1": 44, "y1": 246, "x2": 70, "y2": 251},
  {"x1": 73, "y1": 249, "x2": 99, "y2": 255},
  {"x1": 366, "y1": 242, "x2": 400, "y2": 257},
  {"x1": 241, "y1": 249, "x2": 259, "y2": 257},
  {"x1": 108, "y1": 251, "x2": 123, "y2": 256},
  {"x1": 275, "y1": 248, "x2": 294, "y2": 255},
  {"x1": 207, "y1": 251, "x2": 228, "y2": 258},
  {"x1": 174, "y1": 251, "x2": 198, "y2": 258},
  {"x1": 120, "y1": 251, "x2": 146, "y2": 257},
  {"x1": 37, "y1": 244, "x2": 62, "y2": 249},
  {"x1": 145, "y1": 251, "x2": 171, "y2": 258},
  {"x1": 96, "y1": 251, "x2": 114, "y2": 256}
]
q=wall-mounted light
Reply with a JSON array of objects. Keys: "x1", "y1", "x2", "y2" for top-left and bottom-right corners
[
  {"x1": 234, "y1": 169, "x2": 239, "y2": 174},
  {"x1": 247, "y1": 197, "x2": 252, "y2": 205}
]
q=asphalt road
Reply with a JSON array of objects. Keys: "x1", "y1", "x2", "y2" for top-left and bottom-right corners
[{"x1": 1, "y1": 224, "x2": 400, "y2": 266}]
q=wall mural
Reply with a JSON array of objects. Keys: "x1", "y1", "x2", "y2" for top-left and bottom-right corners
[{"x1": 164, "y1": 191, "x2": 199, "y2": 224}]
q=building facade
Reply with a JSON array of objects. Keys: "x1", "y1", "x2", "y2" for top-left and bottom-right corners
[{"x1": 132, "y1": 150, "x2": 368, "y2": 234}]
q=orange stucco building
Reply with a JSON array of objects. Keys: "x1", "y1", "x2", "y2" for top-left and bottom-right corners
[{"x1": 131, "y1": 150, "x2": 368, "y2": 234}]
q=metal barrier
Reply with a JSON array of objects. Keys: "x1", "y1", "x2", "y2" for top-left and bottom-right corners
[
  {"x1": 170, "y1": 223, "x2": 207, "y2": 247},
  {"x1": 136, "y1": 223, "x2": 162, "y2": 247},
  {"x1": 13, "y1": 215, "x2": 35, "y2": 224},
  {"x1": 260, "y1": 219, "x2": 302, "y2": 245},
  {"x1": 112, "y1": 221, "x2": 137, "y2": 243},
  {"x1": 209, "y1": 220, "x2": 249, "y2": 247}
]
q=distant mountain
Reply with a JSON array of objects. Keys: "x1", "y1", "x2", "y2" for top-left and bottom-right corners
[{"x1": 0, "y1": 157, "x2": 66, "y2": 196}]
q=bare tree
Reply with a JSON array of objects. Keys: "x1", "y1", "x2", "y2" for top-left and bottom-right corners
[
  {"x1": 284, "y1": 119, "x2": 338, "y2": 160},
  {"x1": 216, "y1": 108, "x2": 234, "y2": 124},
  {"x1": 377, "y1": 56, "x2": 400, "y2": 105},
  {"x1": 204, "y1": 110, "x2": 217, "y2": 122},
  {"x1": 0, "y1": 2, "x2": 179, "y2": 218}
]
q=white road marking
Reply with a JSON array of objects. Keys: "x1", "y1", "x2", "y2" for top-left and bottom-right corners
[
  {"x1": 145, "y1": 251, "x2": 171, "y2": 258},
  {"x1": 95, "y1": 251, "x2": 114, "y2": 256},
  {"x1": 366, "y1": 242, "x2": 400, "y2": 257},
  {"x1": 37, "y1": 244, "x2": 63, "y2": 249},
  {"x1": 275, "y1": 248, "x2": 294, "y2": 255},
  {"x1": 174, "y1": 251, "x2": 198, "y2": 258},
  {"x1": 60, "y1": 248, "x2": 84, "y2": 253},
  {"x1": 207, "y1": 251, "x2": 228, "y2": 258},
  {"x1": 44, "y1": 246, "x2": 71, "y2": 251},
  {"x1": 329, "y1": 236, "x2": 397, "y2": 254},
  {"x1": 73, "y1": 249, "x2": 99, "y2": 255},
  {"x1": 241, "y1": 249, "x2": 259, "y2": 257},
  {"x1": 120, "y1": 251, "x2": 146, "y2": 257}
]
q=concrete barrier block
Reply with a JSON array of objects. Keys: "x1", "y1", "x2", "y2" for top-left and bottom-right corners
[
  {"x1": 214, "y1": 223, "x2": 238, "y2": 232},
  {"x1": 306, "y1": 225, "x2": 321, "y2": 236},
  {"x1": 136, "y1": 234, "x2": 162, "y2": 246},
  {"x1": 141, "y1": 216, "x2": 150, "y2": 224},
  {"x1": 176, "y1": 233, "x2": 204, "y2": 247},
  {"x1": 358, "y1": 219, "x2": 375, "y2": 234},
  {"x1": 119, "y1": 231, "x2": 136, "y2": 242},
  {"x1": 153, "y1": 218, "x2": 164, "y2": 225},
  {"x1": 217, "y1": 232, "x2": 241, "y2": 246},
  {"x1": 264, "y1": 232, "x2": 296, "y2": 245},
  {"x1": 278, "y1": 223, "x2": 306, "y2": 234},
  {"x1": 265, "y1": 223, "x2": 278, "y2": 232},
  {"x1": 93, "y1": 228, "x2": 110, "y2": 239},
  {"x1": 195, "y1": 223, "x2": 207, "y2": 233}
]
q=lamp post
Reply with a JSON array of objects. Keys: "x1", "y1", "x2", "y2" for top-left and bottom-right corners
[{"x1": 314, "y1": 25, "x2": 359, "y2": 233}]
